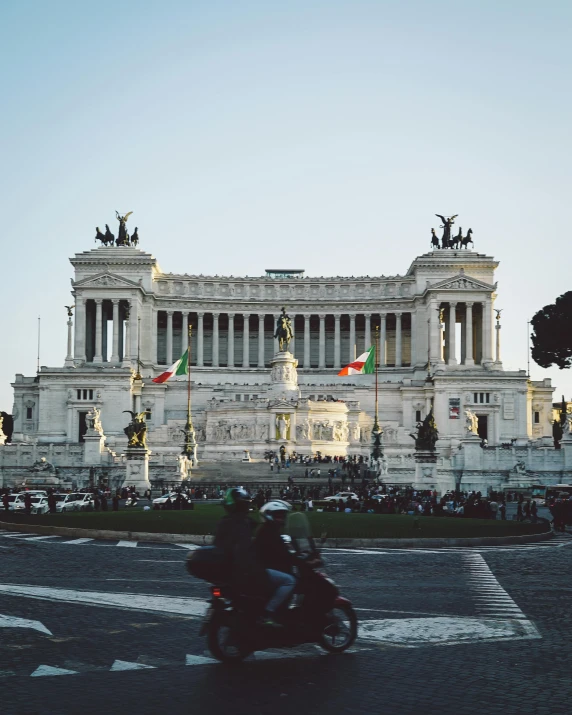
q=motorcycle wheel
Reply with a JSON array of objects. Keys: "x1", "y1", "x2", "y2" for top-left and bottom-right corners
[
  {"x1": 318, "y1": 603, "x2": 358, "y2": 653},
  {"x1": 207, "y1": 612, "x2": 252, "y2": 663}
]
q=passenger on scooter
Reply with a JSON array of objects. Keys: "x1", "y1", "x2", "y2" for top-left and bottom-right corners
[
  {"x1": 214, "y1": 487, "x2": 270, "y2": 602},
  {"x1": 255, "y1": 500, "x2": 299, "y2": 627}
]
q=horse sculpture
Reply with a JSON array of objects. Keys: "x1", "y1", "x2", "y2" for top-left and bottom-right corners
[
  {"x1": 95, "y1": 226, "x2": 109, "y2": 246},
  {"x1": 104, "y1": 224, "x2": 115, "y2": 245},
  {"x1": 430, "y1": 228, "x2": 439, "y2": 248},
  {"x1": 274, "y1": 307, "x2": 294, "y2": 352},
  {"x1": 461, "y1": 228, "x2": 473, "y2": 249},
  {"x1": 131, "y1": 227, "x2": 139, "y2": 247},
  {"x1": 451, "y1": 228, "x2": 463, "y2": 249}
]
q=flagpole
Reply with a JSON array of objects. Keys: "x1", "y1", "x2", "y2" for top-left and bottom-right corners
[
  {"x1": 374, "y1": 325, "x2": 379, "y2": 431},
  {"x1": 187, "y1": 324, "x2": 192, "y2": 429},
  {"x1": 182, "y1": 324, "x2": 196, "y2": 466},
  {"x1": 371, "y1": 325, "x2": 383, "y2": 469}
]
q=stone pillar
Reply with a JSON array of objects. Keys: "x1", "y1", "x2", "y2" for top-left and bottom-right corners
[
  {"x1": 74, "y1": 297, "x2": 86, "y2": 363},
  {"x1": 130, "y1": 301, "x2": 139, "y2": 364},
  {"x1": 65, "y1": 315, "x2": 74, "y2": 367},
  {"x1": 227, "y1": 313, "x2": 235, "y2": 367},
  {"x1": 304, "y1": 314, "x2": 311, "y2": 368},
  {"x1": 197, "y1": 312, "x2": 204, "y2": 367},
  {"x1": 380, "y1": 313, "x2": 387, "y2": 367},
  {"x1": 94, "y1": 299, "x2": 103, "y2": 363},
  {"x1": 410, "y1": 311, "x2": 417, "y2": 367},
  {"x1": 212, "y1": 312, "x2": 219, "y2": 367},
  {"x1": 181, "y1": 312, "x2": 189, "y2": 354},
  {"x1": 349, "y1": 313, "x2": 356, "y2": 363},
  {"x1": 111, "y1": 299, "x2": 120, "y2": 363},
  {"x1": 395, "y1": 312, "x2": 403, "y2": 367},
  {"x1": 166, "y1": 310, "x2": 174, "y2": 365},
  {"x1": 123, "y1": 448, "x2": 151, "y2": 492},
  {"x1": 334, "y1": 314, "x2": 341, "y2": 369},
  {"x1": 242, "y1": 313, "x2": 250, "y2": 367},
  {"x1": 483, "y1": 298, "x2": 494, "y2": 364},
  {"x1": 289, "y1": 313, "x2": 296, "y2": 356},
  {"x1": 448, "y1": 302, "x2": 457, "y2": 365},
  {"x1": 495, "y1": 316, "x2": 502, "y2": 364},
  {"x1": 436, "y1": 304, "x2": 445, "y2": 363},
  {"x1": 258, "y1": 314, "x2": 265, "y2": 367},
  {"x1": 364, "y1": 313, "x2": 371, "y2": 352},
  {"x1": 122, "y1": 303, "x2": 131, "y2": 367},
  {"x1": 465, "y1": 302, "x2": 474, "y2": 366},
  {"x1": 273, "y1": 313, "x2": 280, "y2": 354},
  {"x1": 319, "y1": 314, "x2": 326, "y2": 368}
]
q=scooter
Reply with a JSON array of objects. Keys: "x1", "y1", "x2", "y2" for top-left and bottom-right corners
[{"x1": 187, "y1": 513, "x2": 358, "y2": 662}]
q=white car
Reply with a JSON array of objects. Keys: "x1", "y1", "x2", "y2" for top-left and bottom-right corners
[
  {"x1": 152, "y1": 492, "x2": 190, "y2": 508},
  {"x1": 58, "y1": 493, "x2": 94, "y2": 512},
  {"x1": 30, "y1": 496, "x2": 50, "y2": 515},
  {"x1": 323, "y1": 491, "x2": 359, "y2": 503}
]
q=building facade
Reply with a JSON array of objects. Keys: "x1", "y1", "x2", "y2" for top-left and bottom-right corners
[{"x1": 4, "y1": 242, "x2": 565, "y2": 490}]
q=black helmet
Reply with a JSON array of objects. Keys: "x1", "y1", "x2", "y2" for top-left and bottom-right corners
[{"x1": 223, "y1": 487, "x2": 251, "y2": 513}]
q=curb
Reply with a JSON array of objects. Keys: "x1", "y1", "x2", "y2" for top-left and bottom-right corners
[{"x1": 0, "y1": 520, "x2": 554, "y2": 549}]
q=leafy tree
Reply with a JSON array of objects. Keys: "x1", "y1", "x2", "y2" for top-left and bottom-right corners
[{"x1": 531, "y1": 291, "x2": 572, "y2": 369}]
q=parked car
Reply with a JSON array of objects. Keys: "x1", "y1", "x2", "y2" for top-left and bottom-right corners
[
  {"x1": 323, "y1": 492, "x2": 359, "y2": 503},
  {"x1": 58, "y1": 493, "x2": 94, "y2": 512},
  {"x1": 152, "y1": 492, "x2": 191, "y2": 509},
  {"x1": 30, "y1": 496, "x2": 50, "y2": 515}
]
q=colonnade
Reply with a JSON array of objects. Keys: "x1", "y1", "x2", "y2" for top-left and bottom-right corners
[
  {"x1": 431, "y1": 299, "x2": 493, "y2": 365},
  {"x1": 155, "y1": 311, "x2": 414, "y2": 369}
]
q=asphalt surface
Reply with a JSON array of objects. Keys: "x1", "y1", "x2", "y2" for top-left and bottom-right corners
[{"x1": 1, "y1": 529, "x2": 571, "y2": 715}]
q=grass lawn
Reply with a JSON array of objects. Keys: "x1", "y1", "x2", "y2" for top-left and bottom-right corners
[{"x1": 1, "y1": 505, "x2": 548, "y2": 539}]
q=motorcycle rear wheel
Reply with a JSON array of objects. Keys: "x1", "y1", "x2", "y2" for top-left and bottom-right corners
[
  {"x1": 318, "y1": 603, "x2": 357, "y2": 653},
  {"x1": 207, "y1": 612, "x2": 252, "y2": 663}
]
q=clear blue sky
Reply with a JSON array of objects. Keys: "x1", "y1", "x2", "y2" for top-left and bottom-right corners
[{"x1": 1, "y1": 0, "x2": 571, "y2": 410}]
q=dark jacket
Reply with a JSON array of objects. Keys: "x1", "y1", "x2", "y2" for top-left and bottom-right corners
[
  {"x1": 254, "y1": 520, "x2": 296, "y2": 575},
  {"x1": 214, "y1": 513, "x2": 270, "y2": 596}
]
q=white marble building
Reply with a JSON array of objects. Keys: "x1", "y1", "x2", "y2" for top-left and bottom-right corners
[{"x1": 4, "y1": 242, "x2": 566, "y2": 490}]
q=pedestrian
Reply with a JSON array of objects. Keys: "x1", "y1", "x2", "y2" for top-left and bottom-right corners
[
  {"x1": 499, "y1": 500, "x2": 506, "y2": 520},
  {"x1": 489, "y1": 499, "x2": 498, "y2": 520},
  {"x1": 112, "y1": 494, "x2": 119, "y2": 512},
  {"x1": 530, "y1": 499, "x2": 537, "y2": 523},
  {"x1": 101, "y1": 494, "x2": 108, "y2": 512},
  {"x1": 516, "y1": 501, "x2": 523, "y2": 522},
  {"x1": 24, "y1": 492, "x2": 32, "y2": 515},
  {"x1": 2, "y1": 492, "x2": 9, "y2": 512}
]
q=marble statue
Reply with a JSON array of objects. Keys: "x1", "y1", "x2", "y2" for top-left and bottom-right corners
[
  {"x1": 86, "y1": 406, "x2": 103, "y2": 435},
  {"x1": 276, "y1": 414, "x2": 290, "y2": 440},
  {"x1": 274, "y1": 307, "x2": 294, "y2": 352}
]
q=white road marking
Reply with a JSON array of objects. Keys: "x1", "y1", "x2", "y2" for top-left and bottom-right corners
[
  {"x1": 185, "y1": 654, "x2": 217, "y2": 665},
  {"x1": 116, "y1": 541, "x2": 138, "y2": 547},
  {"x1": 62, "y1": 538, "x2": 94, "y2": 545},
  {"x1": 110, "y1": 660, "x2": 156, "y2": 671},
  {"x1": 173, "y1": 544, "x2": 201, "y2": 550},
  {"x1": 136, "y1": 559, "x2": 185, "y2": 563},
  {"x1": 360, "y1": 616, "x2": 540, "y2": 647},
  {"x1": 20, "y1": 536, "x2": 60, "y2": 541},
  {"x1": 0, "y1": 533, "x2": 37, "y2": 538},
  {"x1": 0, "y1": 614, "x2": 52, "y2": 635},
  {"x1": 464, "y1": 553, "x2": 528, "y2": 620},
  {"x1": 31, "y1": 665, "x2": 78, "y2": 677},
  {"x1": 0, "y1": 583, "x2": 207, "y2": 617}
]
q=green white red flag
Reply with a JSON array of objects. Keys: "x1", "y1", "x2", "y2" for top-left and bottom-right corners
[
  {"x1": 152, "y1": 349, "x2": 189, "y2": 383},
  {"x1": 337, "y1": 346, "x2": 375, "y2": 376}
]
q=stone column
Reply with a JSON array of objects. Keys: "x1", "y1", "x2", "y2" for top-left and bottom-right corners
[
  {"x1": 380, "y1": 313, "x2": 387, "y2": 366},
  {"x1": 166, "y1": 310, "x2": 174, "y2": 365},
  {"x1": 465, "y1": 302, "x2": 474, "y2": 366},
  {"x1": 289, "y1": 313, "x2": 296, "y2": 356},
  {"x1": 181, "y1": 312, "x2": 189, "y2": 353},
  {"x1": 258, "y1": 314, "x2": 265, "y2": 367},
  {"x1": 111, "y1": 299, "x2": 120, "y2": 362},
  {"x1": 364, "y1": 313, "x2": 371, "y2": 352},
  {"x1": 74, "y1": 297, "x2": 86, "y2": 362},
  {"x1": 318, "y1": 314, "x2": 326, "y2": 368},
  {"x1": 395, "y1": 312, "x2": 403, "y2": 367},
  {"x1": 434, "y1": 302, "x2": 445, "y2": 363},
  {"x1": 65, "y1": 315, "x2": 74, "y2": 367},
  {"x1": 227, "y1": 313, "x2": 235, "y2": 367},
  {"x1": 94, "y1": 299, "x2": 103, "y2": 363},
  {"x1": 122, "y1": 303, "x2": 131, "y2": 367},
  {"x1": 197, "y1": 312, "x2": 204, "y2": 367},
  {"x1": 334, "y1": 314, "x2": 341, "y2": 369},
  {"x1": 448, "y1": 302, "x2": 457, "y2": 365},
  {"x1": 483, "y1": 298, "x2": 494, "y2": 363},
  {"x1": 304, "y1": 314, "x2": 311, "y2": 368},
  {"x1": 410, "y1": 311, "x2": 417, "y2": 367},
  {"x1": 495, "y1": 315, "x2": 502, "y2": 364},
  {"x1": 130, "y1": 301, "x2": 138, "y2": 363},
  {"x1": 349, "y1": 313, "x2": 356, "y2": 363},
  {"x1": 242, "y1": 313, "x2": 250, "y2": 367},
  {"x1": 273, "y1": 313, "x2": 280, "y2": 354},
  {"x1": 212, "y1": 312, "x2": 219, "y2": 367}
]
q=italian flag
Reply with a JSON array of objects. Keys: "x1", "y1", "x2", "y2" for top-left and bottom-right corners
[
  {"x1": 152, "y1": 349, "x2": 189, "y2": 383},
  {"x1": 337, "y1": 346, "x2": 375, "y2": 376}
]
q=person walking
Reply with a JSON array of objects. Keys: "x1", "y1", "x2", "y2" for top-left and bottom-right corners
[
  {"x1": 2, "y1": 492, "x2": 10, "y2": 512},
  {"x1": 530, "y1": 499, "x2": 538, "y2": 523},
  {"x1": 499, "y1": 500, "x2": 506, "y2": 520},
  {"x1": 24, "y1": 492, "x2": 32, "y2": 515},
  {"x1": 112, "y1": 494, "x2": 119, "y2": 512}
]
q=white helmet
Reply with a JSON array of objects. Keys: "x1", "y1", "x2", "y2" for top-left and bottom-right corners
[{"x1": 259, "y1": 499, "x2": 292, "y2": 521}]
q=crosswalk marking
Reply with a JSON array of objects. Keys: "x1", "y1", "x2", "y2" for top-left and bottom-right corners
[
  {"x1": 62, "y1": 538, "x2": 94, "y2": 545},
  {"x1": 20, "y1": 536, "x2": 60, "y2": 541},
  {"x1": 116, "y1": 541, "x2": 138, "y2": 547}
]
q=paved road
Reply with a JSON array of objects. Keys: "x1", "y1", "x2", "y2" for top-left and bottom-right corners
[{"x1": 1, "y1": 530, "x2": 571, "y2": 715}]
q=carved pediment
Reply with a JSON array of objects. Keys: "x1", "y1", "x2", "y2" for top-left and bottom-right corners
[
  {"x1": 73, "y1": 272, "x2": 142, "y2": 289},
  {"x1": 428, "y1": 272, "x2": 495, "y2": 293}
]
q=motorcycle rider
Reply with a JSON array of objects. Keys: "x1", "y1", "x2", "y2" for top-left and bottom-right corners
[{"x1": 254, "y1": 500, "x2": 300, "y2": 626}]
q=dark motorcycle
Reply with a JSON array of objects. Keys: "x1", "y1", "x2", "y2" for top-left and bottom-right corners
[{"x1": 187, "y1": 513, "x2": 358, "y2": 662}]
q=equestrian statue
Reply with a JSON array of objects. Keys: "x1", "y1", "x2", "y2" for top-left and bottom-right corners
[
  {"x1": 274, "y1": 307, "x2": 294, "y2": 352},
  {"x1": 123, "y1": 410, "x2": 149, "y2": 449}
]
